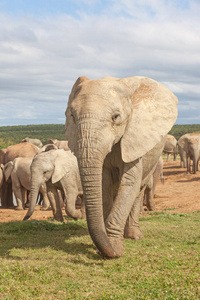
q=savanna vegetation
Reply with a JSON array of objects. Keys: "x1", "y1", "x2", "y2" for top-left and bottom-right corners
[
  {"x1": 0, "y1": 123, "x2": 200, "y2": 149},
  {"x1": 0, "y1": 124, "x2": 65, "y2": 149},
  {"x1": 0, "y1": 123, "x2": 200, "y2": 299},
  {"x1": 0, "y1": 212, "x2": 199, "y2": 299}
]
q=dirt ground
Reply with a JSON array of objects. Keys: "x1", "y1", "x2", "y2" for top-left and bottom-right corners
[{"x1": 0, "y1": 160, "x2": 200, "y2": 223}]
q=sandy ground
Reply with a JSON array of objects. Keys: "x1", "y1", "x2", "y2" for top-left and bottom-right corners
[{"x1": 0, "y1": 160, "x2": 199, "y2": 223}]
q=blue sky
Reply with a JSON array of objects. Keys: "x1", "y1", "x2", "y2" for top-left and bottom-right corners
[{"x1": 0, "y1": 0, "x2": 200, "y2": 126}]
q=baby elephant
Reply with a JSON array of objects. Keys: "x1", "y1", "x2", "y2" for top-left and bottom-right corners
[
  {"x1": 4, "y1": 157, "x2": 50, "y2": 210},
  {"x1": 23, "y1": 149, "x2": 85, "y2": 222}
]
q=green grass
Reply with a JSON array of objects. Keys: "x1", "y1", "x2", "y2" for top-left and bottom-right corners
[{"x1": 0, "y1": 212, "x2": 199, "y2": 299}]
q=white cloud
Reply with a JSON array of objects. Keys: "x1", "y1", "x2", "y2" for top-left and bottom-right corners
[{"x1": 0, "y1": 1, "x2": 199, "y2": 125}]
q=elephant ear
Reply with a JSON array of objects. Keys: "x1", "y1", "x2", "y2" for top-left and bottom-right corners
[
  {"x1": 121, "y1": 77, "x2": 178, "y2": 163},
  {"x1": 4, "y1": 161, "x2": 14, "y2": 181},
  {"x1": 52, "y1": 150, "x2": 69, "y2": 184},
  {"x1": 65, "y1": 76, "x2": 90, "y2": 153}
]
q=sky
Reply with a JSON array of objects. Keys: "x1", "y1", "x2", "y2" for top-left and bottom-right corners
[{"x1": 0, "y1": 0, "x2": 199, "y2": 126}]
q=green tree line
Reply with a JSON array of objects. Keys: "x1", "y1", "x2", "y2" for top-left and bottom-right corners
[
  {"x1": 0, "y1": 124, "x2": 65, "y2": 149},
  {"x1": 0, "y1": 123, "x2": 200, "y2": 149}
]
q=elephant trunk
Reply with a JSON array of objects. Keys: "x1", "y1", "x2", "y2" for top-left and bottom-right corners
[
  {"x1": 76, "y1": 119, "x2": 118, "y2": 258},
  {"x1": 23, "y1": 182, "x2": 40, "y2": 220},
  {"x1": 78, "y1": 158, "x2": 117, "y2": 258}
]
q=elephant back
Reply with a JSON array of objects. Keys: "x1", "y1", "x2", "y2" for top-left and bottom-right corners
[{"x1": 4, "y1": 142, "x2": 39, "y2": 164}]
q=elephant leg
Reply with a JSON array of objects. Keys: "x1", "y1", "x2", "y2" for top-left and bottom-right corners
[
  {"x1": 1, "y1": 181, "x2": 13, "y2": 207},
  {"x1": 105, "y1": 160, "x2": 143, "y2": 256},
  {"x1": 13, "y1": 187, "x2": 24, "y2": 210},
  {"x1": 140, "y1": 188, "x2": 145, "y2": 214},
  {"x1": 145, "y1": 186, "x2": 155, "y2": 211},
  {"x1": 39, "y1": 184, "x2": 50, "y2": 211},
  {"x1": 11, "y1": 175, "x2": 24, "y2": 210},
  {"x1": 47, "y1": 185, "x2": 63, "y2": 222},
  {"x1": 145, "y1": 176, "x2": 155, "y2": 211},
  {"x1": 25, "y1": 190, "x2": 31, "y2": 208},
  {"x1": 79, "y1": 194, "x2": 86, "y2": 220},
  {"x1": 21, "y1": 187, "x2": 28, "y2": 209},
  {"x1": 188, "y1": 157, "x2": 192, "y2": 173},
  {"x1": 57, "y1": 190, "x2": 64, "y2": 209},
  {"x1": 124, "y1": 190, "x2": 144, "y2": 240},
  {"x1": 173, "y1": 152, "x2": 176, "y2": 161},
  {"x1": 167, "y1": 153, "x2": 171, "y2": 161},
  {"x1": 186, "y1": 156, "x2": 190, "y2": 173},
  {"x1": 63, "y1": 185, "x2": 84, "y2": 220}
]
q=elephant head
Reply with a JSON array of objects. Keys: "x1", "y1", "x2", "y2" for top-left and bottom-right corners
[
  {"x1": 65, "y1": 76, "x2": 178, "y2": 258},
  {"x1": 24, "y1": 149, "x2": 70, "y2": 220}
]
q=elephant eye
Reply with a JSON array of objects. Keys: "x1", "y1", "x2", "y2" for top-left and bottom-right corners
[
  {"x1": 112, "y1": 113, "x2": 120, "y2": 122},
  {"x1": 71, "y1": 112, "x2": 76, "y2": 123}
]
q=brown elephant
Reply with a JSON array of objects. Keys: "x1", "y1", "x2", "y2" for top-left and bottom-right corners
[
  {"x1": 1, "y1": 142, "x2": 39, "y2": 207},
  {"x1": 65, "y1": 75, "x2": 178, "y2": 258},
  {"x1": 0, "y1": 148, "x2": 7, "y2": 165}
]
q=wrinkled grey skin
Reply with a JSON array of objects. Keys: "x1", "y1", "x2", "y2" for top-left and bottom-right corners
[
  {"x1": 22, "y1": 137, "x2": 43, "y2": 148},
  {"x1": 163, "y1": 134, "x2": 178, "y2": 161},
  {"x1": 142, "y1": 156, "x2": 164, "y2": 211},
  {"x1": 23, "y1": 149, "x2": 84, "y2": 222},
  {"x1": 178, "y1": 133, "x2": 200, "y2": 173},
  {"x1": 65, "y1": 76, "x2": 178, "y2": 258}
]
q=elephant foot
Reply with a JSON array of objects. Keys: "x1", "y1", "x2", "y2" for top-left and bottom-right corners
[
  {"x1": 96, "y1": 239, "x2": 123, "y2": 259},
  {"x1": 54, "y1": 216, "x2": 64, "y2": 222},
  {"x1": 40, "y1": 205, "x2": 50, "y2": 211},
  {"x1": 147, "y1": 206, "x2": 155, "y2": 211},
  {"x1": 15, "y1": 206, "x2": 24, "y2": 210},
  {"x1": 107, "y1": 236, "x2": 124, "y2": 258},
  {"x1": 124, "y1": 226, "x2": 143, "y2": 240}
]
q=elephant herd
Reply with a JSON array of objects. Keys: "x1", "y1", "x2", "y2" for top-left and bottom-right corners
[
  {"x1": 163, "y1": 133, "x2": 200, "y2": 174},
  {"x1": 0, "y1": 138, "x2": 85, "y2": 222},
  {"x1": 0, "y1": 75, "x2": 183, "y2": 258}
]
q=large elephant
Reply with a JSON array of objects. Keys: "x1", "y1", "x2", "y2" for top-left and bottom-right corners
[
  {"x1": 23, "y1": 149, "x2": 84, "y2": 222},
  {"x1": 178, "y1": 133, "x2": 200, "y2": 173},
  {"x1": 1, "y1": 142, "x2": 39, "y2": 207},
  {"x1": 65, "y1": 75, "x2": 178, "y2": 258},
  {"x1": 4, "y1": 157, "x2": 50, "y2": 210},
  {"x1": 22, "y1": 137, "x2": 43, "y2": 148},
  {"x1": 163, "y1": 134, "x2": 178, "y2": 161}
]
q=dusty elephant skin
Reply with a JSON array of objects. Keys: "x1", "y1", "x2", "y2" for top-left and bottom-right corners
[
  {"x1": 3, "y1": 157, "x2": 49, "y2": 210},
  {"x1": 163, "y1": 134, "x2": 178, "y2": 161},
  {"x1": 65, "y1": 76, "x2": 178, "y2": 258},
  {"x1": 178, "y1": 133, "x2": 200, "y2": 174},
  {"x1": 23, "y1": 149, "x2": 84, "y2": 222}
]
